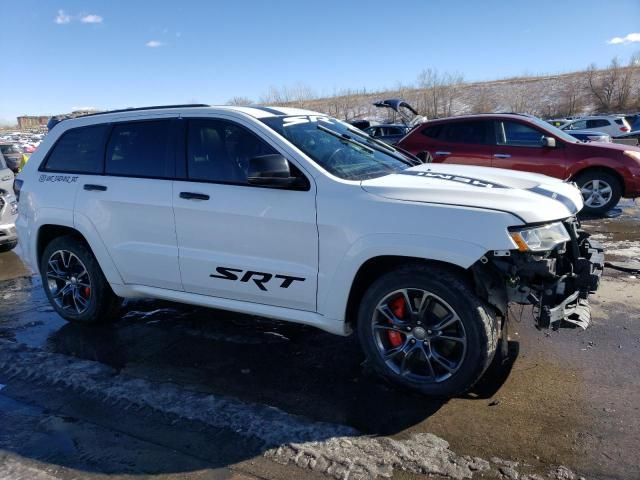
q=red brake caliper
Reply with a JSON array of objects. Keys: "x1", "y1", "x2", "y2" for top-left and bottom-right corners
[
  {"x1": 387, "y1": 296, "x2": 405, "y2": 347},
  {"x1": 83, "y1": 287, "x2": 91, "y2": 298}
]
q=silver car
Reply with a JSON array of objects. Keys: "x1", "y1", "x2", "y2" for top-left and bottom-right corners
[{"x1": 0, "y1": 151, "x2": 18, "y2": 252}]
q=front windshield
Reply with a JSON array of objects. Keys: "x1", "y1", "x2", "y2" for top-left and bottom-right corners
[
  {"x1": 529, "y1": 116, "x2": 578, "y2": 143},
  {"x1": 261, "y1": 115, "x2": 415, "y2": 180}
]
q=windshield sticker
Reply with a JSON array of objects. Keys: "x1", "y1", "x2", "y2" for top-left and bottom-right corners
[
  {"x1": 283, "y1": 115, "x2": 333, "y2": 128},
  {"x1": 400, "y1": 170, "x2": 508, "y2": 189}
]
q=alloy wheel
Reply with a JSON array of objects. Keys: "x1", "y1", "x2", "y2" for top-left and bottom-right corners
[
  {"x1": 372, "y1": 288, "x2": 467, "y2": 383},
  {"x1": 581, "y1": 179, "x2": 613, "y2": 208},
  {"x1": 46, "y1": 250, "x2": 92, "y2": 314}
]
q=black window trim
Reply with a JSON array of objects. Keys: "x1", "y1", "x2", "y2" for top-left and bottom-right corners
[
  {"x1": 39, "y1": 118, "x2": 179, "y2": 180},
  {"x1": 178, "y1": 117, "x2": 311, "y2": 192},
  {"x1": 39, "y1": 117, "x2": 311, "y2": 190}
]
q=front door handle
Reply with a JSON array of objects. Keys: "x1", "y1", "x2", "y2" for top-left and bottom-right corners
[
  {"x1": 179, "y1": 192, "x2": 210, "y2": 201},
  {"x1": 434, "y1": 151, "x2": 451, "y2": 156},
  {"x1": 493, "y1": 154, "x2": 511, "y2": 159},
  {"x1": 84, "y1": 184, "x2": 107, "y2": 191}
]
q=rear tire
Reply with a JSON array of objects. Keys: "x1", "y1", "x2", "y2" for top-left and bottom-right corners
[
  {"x1": 40, "y1": 235, "x2": 121, "y2": 324},
  {"x1": 357, "y1": 265, "x2": 498, "y2": 397},
  {"x1": 575, "y1": 170, "x2": 622, "y2": 216}
]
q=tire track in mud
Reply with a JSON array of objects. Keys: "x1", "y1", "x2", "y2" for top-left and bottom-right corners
[{"x1": 0, "y1": 339, "x2": 583, "y2": 480}]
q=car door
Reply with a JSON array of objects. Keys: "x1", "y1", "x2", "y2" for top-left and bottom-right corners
[
  {"x1": 430, "y1": 120, "x2": 495, "y2": 166},
  {"x1": 491, "y1": 120, "x2": 567, "y2": 178},
  {"x1": 173, "y1": 117, "x2": 318, "y2": 311},
  {"x1": 74, "y1": 118, "x2": 183, "y2": 290}
]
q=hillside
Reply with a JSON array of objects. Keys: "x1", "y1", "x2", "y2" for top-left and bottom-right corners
[{"x1": 271, "y1": 65, "x2": 640, "y2": 123}]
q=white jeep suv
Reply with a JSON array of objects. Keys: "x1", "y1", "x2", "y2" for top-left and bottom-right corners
[{"x1": 15, "y1": 105, "x2": 604, "y2": 396}]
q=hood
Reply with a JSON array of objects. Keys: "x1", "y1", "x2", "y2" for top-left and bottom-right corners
[
  {"x1": 572, "y1": 139, "x2": 639, "y2": 154},
  {"x1": 361, "y1": 163, "x2": 583, "y2": 224}
]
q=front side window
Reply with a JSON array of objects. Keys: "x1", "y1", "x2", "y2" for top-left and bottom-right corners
[
  {"x1": 497, "y1": 121, "x2": 544, "y2": 147},
  {"x1": 105, "y1": 121, "x2": 173, "y2": 178},
  {"x1": 43, "y1": 124, "x2": 107, "y2": 173},
  {"x1": 440, "y1": 121, "x2": 492, "y2": 144},
  {"x1": 187, "y1": 119, "x2": 276, "y2": 183},
  {"x1": 262, "y1": 115, "x2": 414, "y2": 181}
]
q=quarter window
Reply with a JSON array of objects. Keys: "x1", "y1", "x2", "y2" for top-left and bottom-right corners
[
  {"x1": 105, "y1": 121, "x2": 173, "y2": 178},
  {"x1": 186, "y1": 119, "x2": 277, "y2": 183},
  {"x1": 43, "y1": 125, "x2": 107, "y2": 174},
  {"x1": 497, "y1": 121, "x2": 544, "y2": 147}
]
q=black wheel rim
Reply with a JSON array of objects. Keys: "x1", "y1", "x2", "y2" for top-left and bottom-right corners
[
  {"x1": 372, "y1": 288, "x2": 467, "y2": 383},
  {"x1": 46, "y1": 250, "x2": 92, "y2": 314}
]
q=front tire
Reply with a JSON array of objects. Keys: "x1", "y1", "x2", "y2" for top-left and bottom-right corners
[
  {"x1": 40, "y1": 235, "x2": 121, "y2": 324},
  {"x1": 357, "y1": 265, "x2": 498, "y2": 396},
  {"x1": 575, "y1": 170, "x2": 622, "y2": 216}
]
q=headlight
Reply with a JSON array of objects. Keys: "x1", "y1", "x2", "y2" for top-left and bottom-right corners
[
  {"x1": 623, "y1": 150, "x2": 640, "y2": 163},
  {"x1": 509, "y1": 222, "x2": 570, "y2": 252}
]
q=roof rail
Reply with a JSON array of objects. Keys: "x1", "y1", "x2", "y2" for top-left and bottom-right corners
[{"x1": 78, "y1": 104, "x2": 210, "y2": 118}]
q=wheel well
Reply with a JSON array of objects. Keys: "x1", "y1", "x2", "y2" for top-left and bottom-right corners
[
  {"x1": 344, "y1": 256, "x2": 472, "y2": 330},
  {"x1": 37, "y1": 225, "x2": 86, "y2": 264},
  {"x1": 572, "y1": 166, "x2": 625, "y2": 196}
]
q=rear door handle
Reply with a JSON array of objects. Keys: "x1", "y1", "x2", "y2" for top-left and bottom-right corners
[
  {"x1": 493, "y1": 154, "x2": 511, "y2": 159},
  {"x1": 84, "y1": 184, "x2": 107, "y2": 191},
  {"x1": 434, "y1": 151, "x2": 451, "y2": 156},
  {"x1": 179, "y1": 192, "x2": 210, "y2": 201}
]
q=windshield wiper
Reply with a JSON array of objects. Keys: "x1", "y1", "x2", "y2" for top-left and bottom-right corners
[{"x1": 317, "y1": 124, "x2": 375, "y2": 153}]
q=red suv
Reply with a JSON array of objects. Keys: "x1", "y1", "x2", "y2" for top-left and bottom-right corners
[{"x1": 397, "y1": 113, "x2": 640, "y2": 215}]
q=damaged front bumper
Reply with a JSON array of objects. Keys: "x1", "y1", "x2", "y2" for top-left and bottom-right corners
[{"x1": 472, "y1": 218, "x2": 604, "y2": 330}]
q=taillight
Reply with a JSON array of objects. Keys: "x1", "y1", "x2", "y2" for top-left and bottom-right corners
[
  {"x1": 620, "y1": 126, "x2": 629, "y2": 132},
  {"x1": 13, "y1": 178, "x2": 23, "y2": 201}
]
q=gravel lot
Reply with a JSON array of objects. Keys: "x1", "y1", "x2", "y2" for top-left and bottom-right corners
[{"x1": 0, "y1": 201, "x2": 639, "y2": 480}]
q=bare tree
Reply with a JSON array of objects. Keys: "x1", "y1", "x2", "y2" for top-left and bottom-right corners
[
  {"x1": 470, "y1": 87, "x2": 497, "y2": 114},
  {"x1": 556, "y1": 74, "x2": 584, "y2": 117},
  {"x1": 226, "y1": 96, "x2": 254, "y2": 106},
  {"x1": 416, "y1": 68, "x2": 464, "y2": 118}
]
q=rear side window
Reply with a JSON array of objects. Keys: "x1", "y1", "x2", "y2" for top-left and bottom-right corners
[
  {"x1": 106, "y1": 121, "x2": 173, "y2": 178},
  {"x1": 440, "y1": 121, "x2": 491, "y2": 144},
  {"x1": 43, "y1": 125, "x2": 107, "y2": 173},
  {"x1": 614, "y1": 118, "x2": 624, "y2": 125}
]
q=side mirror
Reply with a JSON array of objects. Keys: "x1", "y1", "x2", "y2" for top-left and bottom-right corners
[
  {"x1": 542, "y1": 136, "x2": 556, "y2": 148},
  {"x1": 247, "y1": 154, "x2": 306, "y2": 189}
]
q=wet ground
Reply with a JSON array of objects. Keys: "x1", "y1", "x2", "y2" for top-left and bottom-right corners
[{"x1": 0, "y1": 200, "x2": 639, "y2": 480}]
